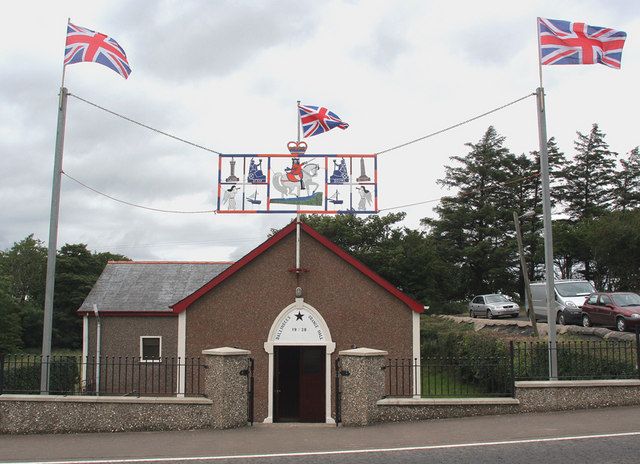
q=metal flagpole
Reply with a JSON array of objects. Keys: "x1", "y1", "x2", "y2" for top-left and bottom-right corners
[
  {"x1": 296, "y1": 100, "x2": 301, "y2": 270},
  {"x1": 41, "y1": 20, "x2": 71, "y2": 393},
  {"x1": 537, "y1": 17, "x2": 544, "y2": 90},
  {"x1": 41, "y1": 86, "x2": 69, "y2": 393},
  {"x1": 535, "y1": 18, "x2": 558, "y2": 380},
  {"x1": 61, "y1": 18, "x2": 70, "y2": 88}
]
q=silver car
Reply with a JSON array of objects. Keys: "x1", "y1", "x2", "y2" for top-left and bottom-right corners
[{"x1": 469, "y1": 294, "x2": 520, "y2": 319}]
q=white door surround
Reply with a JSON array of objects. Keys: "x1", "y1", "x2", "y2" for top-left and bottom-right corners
[{"x1": 263, "y1": 298, "x2": 336, "y2": 424}]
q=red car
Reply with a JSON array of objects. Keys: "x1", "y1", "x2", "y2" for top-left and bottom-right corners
[{"x1": 581, "y1": 292, "x2": 640, "y2": 332}]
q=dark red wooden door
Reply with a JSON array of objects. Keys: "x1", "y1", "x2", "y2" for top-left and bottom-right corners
[
  {"x1": 274, "y1": 346, "x2": 325, "y2": 422},
  {"x1": 299, "y1": 346, "x2": 325, "y2": 422}
]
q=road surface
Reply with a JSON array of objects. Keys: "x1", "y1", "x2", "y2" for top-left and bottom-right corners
[{"x1": 1, "y1": 406, "x2": 639, "y2": 463}]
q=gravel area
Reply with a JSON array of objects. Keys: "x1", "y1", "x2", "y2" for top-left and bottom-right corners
[{"x1": 439, "y1": 314, "x2": 637, "y2": 342}]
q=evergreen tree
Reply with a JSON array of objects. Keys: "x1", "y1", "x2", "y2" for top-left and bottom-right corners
[
  {"x1": 54, "y1": 244, "x2": 129, "y2": 348},
  {"x1": 525, "y1": 138, "x2": 568, "y2": 280},
  {"x1": 529, "y1": 137, "x2": 568, "y2": 210},
  {"x1": 423, "y1": 126, "x2": 518, "y2": 298},
  {"x1": 552, "y1": 219, "x2": 588, "y2": 280},
  {"x1": 581, "y1": 210, "x2": 640, "y2": 291},
  {"x1": 560, "y1": 124, "x2": 617, "y2": 279},
  {"x1": 613, "y1": 147, "x2": 640, "y2": 212},
  {"x1": 561, "y1": 124, "x2": 618, "y2": 220}
]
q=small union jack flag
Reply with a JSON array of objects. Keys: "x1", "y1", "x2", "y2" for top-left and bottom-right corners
[
  {"x1": 538, "y1": 18, "x2": 627, "y2": 69},
  {"x1": 298, "y1": 104, "x2": 349, "y2": 138},
  {"x1": 65, "y1": 23, "x2": 132, "y2": 79}
]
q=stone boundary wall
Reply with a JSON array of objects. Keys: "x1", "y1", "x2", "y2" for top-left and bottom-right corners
[
  {"x1": 369, "y1": 380, "x2": 640, "y2": 425},
  {"x1": 0, "y1": 395, "x2": 213, "y2": 434},
  {"x1": 516, "y1": 379, "x2": 640, "y2": 412},
  {"x1": 340, "y1": 347, "x2": 640, "y2": 426},
  {"x1": 0, "y1": 346, "x2": 251, "y2": 435},
  {"x1": 376, "y1": 397, "x2": 519, "y2": 423}
]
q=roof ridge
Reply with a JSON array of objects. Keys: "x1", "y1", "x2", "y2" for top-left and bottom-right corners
[
  {"x1": 171, "y1": 222, "x2": 424, "y2": 314},
  {"x1": 107, "y1": 260, "x2": 235, "y2": 264}
]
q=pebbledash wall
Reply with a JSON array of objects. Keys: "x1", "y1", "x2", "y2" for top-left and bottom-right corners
[
  {"x1": 0, "y1": 347, "x2": 247, "y2": 434},
  {"x1": 338, "y1": 348, "x2": 640, "y2": 426},
  {"x1": 77, "y1": 222, "x2": 423, "y2": 424},
  {"x1": 3, "y1": 347, "x2": 640, "y2": 434}
]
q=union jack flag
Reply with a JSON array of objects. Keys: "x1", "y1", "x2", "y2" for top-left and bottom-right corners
[
  {"x1": 538, "y1": 18, "x2": 627, "y2": 69},
  {"x1": 298, "y1": 104, "x2": 349, "y2": 138},
  {"x1": 65, "y1": 23, "x2": 132, "y2": 79}
]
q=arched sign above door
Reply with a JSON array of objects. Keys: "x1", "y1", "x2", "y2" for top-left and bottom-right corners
[{"x1": 273, "y1": 307, "x2": 327, "y2": 343}]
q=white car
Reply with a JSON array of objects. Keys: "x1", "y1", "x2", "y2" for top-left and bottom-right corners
[{"x1": 469, "y1": 294, "x2": 520, "y2": 319}]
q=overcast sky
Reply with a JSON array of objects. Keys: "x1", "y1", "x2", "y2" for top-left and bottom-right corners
[{"x1": 1, "y1": 0, "x2": 638, "y2": 262}]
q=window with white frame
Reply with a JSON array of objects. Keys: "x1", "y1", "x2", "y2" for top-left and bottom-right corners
[{"x1": 140, "y1": 336, "x2": 162, "y2": 361}]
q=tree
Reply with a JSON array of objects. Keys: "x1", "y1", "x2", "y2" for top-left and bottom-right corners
[
  {"x1": 552, "y1": 220, "x2": 588, "y2": 280},
  {"x1": 0, "y1": 235, "x2": 47, "y2": 349},
  {"x1": 54, "y1": 244, "x2": 129, "y2": 348},
  {"x1": 423, "y1": 127, "x2": 521, "y2": 299},
  {"x1": 613, "y1": 147, "x2": 640, "y2": 212},
  {"x1": 0, "y1": 275, "x2": 23, "y2": 353},
  {"x1": 0, "y1": 236, "x2": 129, "y2": 350},
  {"x1": 497, "y1": 138, "x2": 567, "y2": 297},
  {"x1": 300, "y1": 213, "x2": 456, "y2": 307},
  {"x1": 581, "y1": 210, "x2": 640, "y2": 291},
  {"x1": 0, "y1": 234, "x2": 47, "y2": 306},
  {"x1": 301, "y1": 212, "x2": 406, "y2": 260},
  {"x1": 559, "y1": 124, "x2": 618, "y2": 280},
  {"x1": 529, "y1": 137, "x2": 569, "y2": 209},
  {"x1": 561, "y1": 124, "x2": 618, "y2": 221}
]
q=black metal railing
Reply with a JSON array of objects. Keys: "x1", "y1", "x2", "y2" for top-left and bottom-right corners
[
  {"x1": 513, "y1": 339, "x2": 640, "y2": 381},
  {"x1": 0, "y1": 355, "x2": 206, "y2": 397},
  {"x1": 385, "y1": 351, "x2": 515, "y2": 398},
  {"x1": 335, "y1": 357, "x2": 343, "y2": 426},
  {"x1": 245, "y1": 357, "x2": 254, "y2": 426},
  {"x1": 385, "y1": 334, "x2": 639, "y2": 398}
]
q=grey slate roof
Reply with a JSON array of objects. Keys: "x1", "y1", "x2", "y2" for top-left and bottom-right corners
[{"x1": 78, "y1": 262, "x2": 232, "y2": 313}]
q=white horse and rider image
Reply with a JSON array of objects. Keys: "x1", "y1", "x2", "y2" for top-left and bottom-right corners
[{"x1": 272, "y1": 157, "x2": 321, "y2": 198}]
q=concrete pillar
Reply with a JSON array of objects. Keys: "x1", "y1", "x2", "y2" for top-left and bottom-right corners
[
  {"x1": 338, "y1": 347, "x2": 388, "y2": 426},
  {"x1": 202, "y1": 347, "x2": 251, "y2": 429}
]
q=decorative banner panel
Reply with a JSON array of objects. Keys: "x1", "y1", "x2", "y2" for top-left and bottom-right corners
[{"x1": 216, "y1": 153, "x2": 378, "y2": 214}]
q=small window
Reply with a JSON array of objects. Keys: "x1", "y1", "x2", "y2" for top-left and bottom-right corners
[
  {"x1": 587, "y1": 295, "x2": 598, "y2": 304},
  {"x1": 478, "y1": 297, "x2": 485, "y2": 304},
  {"x1": 140, "y1": 336, "x2": 162, "y2": 361}
]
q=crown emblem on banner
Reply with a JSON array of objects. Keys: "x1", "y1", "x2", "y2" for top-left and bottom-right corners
[{"x1": 287, "y1": 141, "x2": 308, "y2": 155}]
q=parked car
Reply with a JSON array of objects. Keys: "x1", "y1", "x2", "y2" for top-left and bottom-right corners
[
  {"x1": 469, "y1": 294, "x2": 520, "y2": 319},
  {"x1": 580, "y1": 292, "x2": 640, "y2": 332},
  {"x1": 528, "y1": 280, "x2": 596, "y2": 325}
]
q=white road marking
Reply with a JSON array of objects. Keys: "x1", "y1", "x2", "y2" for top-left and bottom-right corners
[{"x1": 5, "y1": 431, "x2": 640, "y2": 464}]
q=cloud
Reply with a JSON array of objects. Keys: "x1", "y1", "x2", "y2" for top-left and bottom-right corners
[
  {"x1": 455, "y1": 20, "x2": 529, "y2": 66},
  {"x1": 351, "y1": 6, "x2": 412, "y2": 70},
  {"x1": 107, "y1": 0, "x2": 321, "y2": 81}
]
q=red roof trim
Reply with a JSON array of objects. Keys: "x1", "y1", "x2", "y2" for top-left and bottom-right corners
[
  {"x1": 171, "y1": 223, "x2": 298, "y2": 313},
  {"x1": 300, "y1": 223, "x2": 424, "y2": 313},
  {"x1": 171, "y1": 222, "x2": 424, "y2": 314},
  {"x1": 78, "y1": 311, "x2": 177, "y2": 317},
  {"x1": 107, "y1": 261, "x2": 234, "y2": 265}
]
